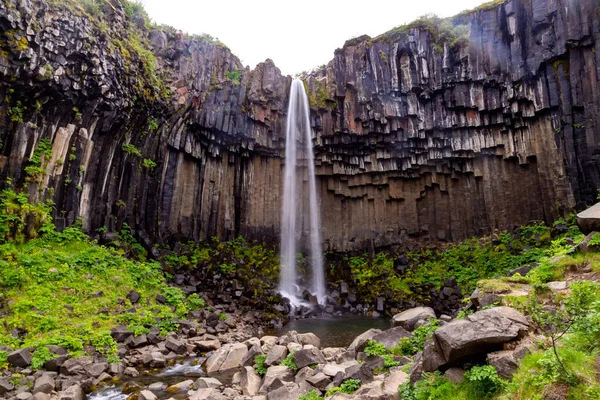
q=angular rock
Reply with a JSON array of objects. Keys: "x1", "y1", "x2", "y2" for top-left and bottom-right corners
[
  {"x1": 383, "y1": 369, "x2": 409, "y2": 399},
  {"x1": 205, "y1": 343, "x2": 248, "y2": 373},
  {"x1": 165, "y1": 336, "x2": 187, "y2": 354},
  {"x1": 194, "y1": 340, "x2": 221, "y2": 352},
  {"x1": 294, "y1": 347, "x2": 326, "y2": 369},
  {"x1": 297, "y1": 333, "x2": 321, "y2": 348},
  {"x1": 259, "y1": 365, "x2": 294, "y2": 394},
  {"x1": 306, "y1": 372, "x2": 331, "y2": 390},
  {"x1": 487, "y1": 350, "x2": 519, "y2": 379},
  {"x1": 392, "y1": 307, "x2": 436, "y2": 331},
  {"x1": 138, "y1": 390, "x2": 158, "y2": 400},
  {"x1": 434, "y1": 307, "x2": 529, "y2": 363},
  {"x1": 166, "y1": 379, "x2": 194, "y2": 392},
  {"x1": 8, "y1": 349, "x2": 33, "y2": 367},
  {"x1": 0, "y1": 378, "x2": 15, "y2": 395},
  {"x1": 443, "y1": 367, "x2": 465, "y2": 383},
  {"x1": 347, "y1": 329, "x2": 382, "y2": 353},
  {"x1": 240, "y1": 366, "x2": 261, "y2": 395},
  {"x1": 33, "y1": 374, "x2": 55, "y2": 394},
  {"x1": 370, "y1": 326, "x2": 412, "y2": 350},
  {"x1": 58, "y1": 384, "x2": 84, "y2": 400},
  {"x1": 193, "y1": 377, "x2": 223, "y2": 390},
  {"x1": 422, "y1": 338, "x2": 446, "y2": 372},
  {"x1": 264, "y1": 344, "x2": 287, "y2": 366},
  {"x1": 189, "y1": 388, "x2": 227, "y2": 400},
  {"x1": 577, "y1": 203, "x2": 600, "y2": 234},
  {"x1": 60, "y1": 357, "x2": 92, "y2": 375},
  {"x1": 110, "y1": 326, "x2": 133, "y2": 343},
  {"x1": 142, "y1": 352, "x2": 166, "y2": 368}
]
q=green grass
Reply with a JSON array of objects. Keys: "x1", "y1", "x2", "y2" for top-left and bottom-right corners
[{"x1": 0, "y1": 190, "x2": 204, "y2": 361}]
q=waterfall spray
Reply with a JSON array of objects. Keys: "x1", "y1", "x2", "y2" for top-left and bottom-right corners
[{"x1": 279, "y1": 79, "x2": 326, "y2": 306}]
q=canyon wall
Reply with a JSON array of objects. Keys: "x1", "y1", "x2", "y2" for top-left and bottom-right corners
[{"x1": 0, "y1": 0, "x2": 598, "y2": 251}]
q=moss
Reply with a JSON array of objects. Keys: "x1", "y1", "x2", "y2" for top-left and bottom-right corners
[
  {"x1": 378, "y1": 50, "x2": 388, "y2": 64},
  {"x1": 552, "y1": 59, "x2": 570, "y2": 76},
  {"x1": 477, "y1": 279, "x2": 513, "y2": 293},
  {"x1": 5, "y1": 30, "x2": 28, "y2": 52}
]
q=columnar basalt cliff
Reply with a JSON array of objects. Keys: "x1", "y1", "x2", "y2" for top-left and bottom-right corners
[{"x1": 0, "y1": 0, "x2": 598, "y2": 252}]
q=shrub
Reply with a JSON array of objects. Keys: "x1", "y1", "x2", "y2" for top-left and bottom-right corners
[
  {"x1": 254, "y1": 354, "x2": 267, "y2": 376},
  {"x1": 464, "y1": 365, "x2": 504, "y2": 397},
  {"x1": 281, "y1": 350, "x2": 297, "y2": 371},
  {"x1": 298, "y1": 390, "x2": 322, "y2": 400},
  {"x1": 30, "y1": 346, "x2": 57, "y2": 370},
  {"x1": 364, "y1": 340, "x2": 388, "y2": 357}
]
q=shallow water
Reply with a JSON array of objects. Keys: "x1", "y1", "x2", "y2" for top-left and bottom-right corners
[{"x1": 267, "y1": 315, "x2": 391, "y2": 348}]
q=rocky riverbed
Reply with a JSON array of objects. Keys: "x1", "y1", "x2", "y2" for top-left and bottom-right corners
[{"x1": 0, "y1": 304, "x2": 536, "y2": 400}]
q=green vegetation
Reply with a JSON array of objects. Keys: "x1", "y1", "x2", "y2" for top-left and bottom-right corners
[
  {"x1": 122, "y1": 143, "x2": 142, "y2": 157},
  {"x1": 394, "y1": 319, "x2": 440, "y2": 356},
  {"x1": 326, "y1": 379, "x2": 361, "y2": 396},
  {"x1": 8, "y1": 103, "x2": 24, "y2": 122},
  {"x1": 254, "y1": 354, "x2": 267, "y2": 376},
  {"x1": 225, "y1": 69, "x2": 242, "y2": 85},
  {"x1": 281, "y1": 350, "x2": 297, "y2": 371},
  {"x1": 334, "y1": 217, "x2": 584, "y2": 305},
  {"x1": 303, "y1": 79, "x2": 329, "y2": 110},
  {"x1": 298, "y1": 390, "x2": 323, "y2": 400},
  {"x1": 0, "y1": 189, "x2": 204, "y2": 361},
  {"x1": 24, "y1": 139, "x2": 52, "y2": 183},
  {"x1": 142, "y1": 158, "x2": 157, "y2": 171}
]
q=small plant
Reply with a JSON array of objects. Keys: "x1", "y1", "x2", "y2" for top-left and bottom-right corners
[
  {"x1": 142, "y1": 158, "x2": 157, "y2": 171},
  {"x1": 298, "y1": 390, "x2": 323, "y2": 400},
  {"x1": 254, "y1": 354, "x2": 267, "y2": 376},
  {"x1": 30, "y1": 346, "x2": 57, "y2": 370},
  {"x1": 281, "y1": 350, "x2": 297, "y2": 371},
  {"x1": 218, "y1": 312, "x2": 227, "y2": 321},
  {"x1": 121, "y1": 143, "x2": 141, "y2": 157},
  {"x1": 392, "y1": 319, "x2": 440, "y2": 356},
  {"x1": 464, "y1": 365, "x2": 505, "y2": 397},
  {"x1": 218, "y1": 262, "x2": 236, "y2": 274},
  {"x1": 382, "y1": 354, "x2": 400, "y2": 368},
  {"x1": 456, "y1": 309, "x2": 474, "y2": 319},
  {"x1": 364, "y1": 340, "x2": 388, "y2": 357},
  {"x1": 225, "y1": 69, "x2": 242, "y2": 85},
  {"x1": 8, "y1": 103, "x2": 24, "y2": 122},
  {"x1": 148, "y1": 118, "x2": 159, "y2": 131},
  {"x1": 573, "y1": 123, "x2": 585, "y2": 129},
  {"x1": 0, "y1": 351, "x2": 8, "y2": 370}
]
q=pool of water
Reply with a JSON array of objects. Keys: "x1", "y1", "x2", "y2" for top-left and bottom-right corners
[{"x1": 266, "y1": 315, "x2": 391, "y2": 348}]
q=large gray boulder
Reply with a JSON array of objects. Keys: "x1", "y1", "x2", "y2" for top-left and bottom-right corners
[
  {"x1": 392, "y1": 307, "x2": 436, "y2": 331},
  {"x1": 370, "y1": 326, "x2": 412, "y2": 350},
  {"x1": 7, "y1": 349, "x2": 32, "y2": 367},
  {"x1": 434, "y1": 307, "x2": 529, "y2": 363},
  {"x1": 577, "y1": 203, "x2": 600, "y2": 234},
  {"x1": 205, "y1": 343, "x2": 248, "y2": 374},
  {"x1": 294, "y1": 347, "x2": 326, "y2": 369},
  {"x1": 347, "y1": 329, "x2": 382, "y2": 353},
  {"x1": 239, "y1": 366, "x2": 261, "y2": 395}
]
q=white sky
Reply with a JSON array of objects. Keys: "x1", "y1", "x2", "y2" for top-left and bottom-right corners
[{"x1": 140, "y1": 0, "x2": 488, "y2": 75}]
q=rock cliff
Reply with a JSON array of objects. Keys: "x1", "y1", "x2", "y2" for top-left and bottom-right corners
[{"x1": 0, "y1": 0, "x2": 598, "y2": 251}]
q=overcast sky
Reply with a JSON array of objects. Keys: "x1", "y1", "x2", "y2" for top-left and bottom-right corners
[{"x1": 141, "y1": 0, "x2": 488, "y2": 75}]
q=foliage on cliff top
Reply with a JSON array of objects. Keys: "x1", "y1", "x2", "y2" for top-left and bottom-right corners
[{"x1": 0, "y1": 188, "x2": 202, "y2": 362}]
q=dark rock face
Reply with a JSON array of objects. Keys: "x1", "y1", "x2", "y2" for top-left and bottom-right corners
[{"x1": 0, "y1": 0, "x2": 599, "y2": 251}]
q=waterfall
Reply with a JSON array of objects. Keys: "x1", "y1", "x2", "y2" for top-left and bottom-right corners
[{"x1": 279, "y1": 79, "x2": 326, "y2": 306}]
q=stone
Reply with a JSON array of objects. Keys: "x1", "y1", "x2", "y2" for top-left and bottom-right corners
[
  {"x1": 16, "y1": 392, "x2": 33, "y2": 400},
  {"x1": 8, "y1": 349, "x2": 33, "y2": 367},
  {"x1": 128, "y1": 290, "x2": 141, "y2": 304},
  {"x1": 130, "y1": 334, "x2": 148, "y2": 348},
  {"x1": 370, "y1": 326, "x2": 412, "y2": 350},
  {"x1": 189, "y1": 388, "x2": 227, "y2": 400},
  {"x1": 60, "y1": 357, "x2": 92, "y2": 375},
  {"x1": 347, "y1": 329, "x2": 382, "y2": 353},
  {"x1": 85, "y1": 362, "x2": 107, "y2": 378},
  {"x1": 142, "y1": 352, "x2": 166, "y2": 368},
  {"x1": 148, "y1": 382, "x2": 166, "y2": 391},
  {"x1": 205, "y1": 343, "x2": 248, "y2": 373},
  {"x1": 58, "y1": 384, "x2": 84, "y2": 400},
  {"x1": 258, "y1": 366, "x2": 294, "y2": 394},
  {"x1": 306, "y1": 372, "x2": 330, "y2": 390},
  {"x1": 383, "y1": 369, "x2": 409, "y2": 399},
  {"x1": 264, "y1": 344, "x2": 287, "y2": 366},
  {"x1": 240, "y1": 366, "x2": 261, "y2": 395},
  {"x1": 193, "y1": 377, "x2": 223, "y2": 390},
  {"x1": 110, "y1": 326, "x2": 133, "y2": 343},
  {"x1": 138, "y1": 390, "x2": 158, "y2": 400},
  {"x1": 0, "y1": 378, "x2": 15, "y2": 395},
  {"x1": 166, "y1": 379, "x2": 194, "y2": 393},
  {"x1": 124, "y1": 366, "x2": 140, "y2": 377},
  {"x1": 443, "y1": 367, "x2": 465, "y2": 383},
  {"x1": 434, "y1": 307, "x2": 529, "y2": 363},
  {"x1": 422, "y1": 338, "x2": 447, "y2": 372},
  {"x1": 577, "y1": 203, "x2": 600, "y2": 234},
  {"x1": 33, "y1": 374, "x2": 55, "y2": 394},
  {"x1": 487, "y1": 350, "x2": 519, "y2": 379},
  {"x1": 548, "y1": 281, "x2": 568, "y2": 291},
  {"x1": 294, "y1": 347, "x2": 326, "y2": 369},
  {"x1": 297, "y1": 332, "x2": 321, "y2": 348},
  {"x1": 392, "y1": 307, "x2": 436, "y2": 331},
  {"x1": 194, "y1": 340, "x2": 221, "y2": 352},
  {"x1": 165, "y1": 336, "x2": 187, "y2": 354},
  {"x1": 32, "y1": 393, "x2": 51, "y2": 400}
]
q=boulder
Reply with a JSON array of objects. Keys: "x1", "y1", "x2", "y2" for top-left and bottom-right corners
[
  {"x1": 110, "y1": 326, "x2": 133, "y2": 342},
  {"x1": 240, "y1": 366, "x2": 261, "y2": 395},
  {"x1": 193, "y1": 377, "x2": 223, "y2": 390},
  {"x1": 58, "y1": 384, "x2": 84, "y2": 400},
  {"x1": 294, "y1": 347, "x2": 326, "y2": 369},
  {"x1": 297, "y1": 333, "x2": 321, "y2": 348},
  {"x1": 205, "y1": 343, "x2": 248, "y2": 374},
  {"x1": 347, "y1": 329, "x2": 382, "y2": 353},
  {"x1": 487, "y1": 350, "x2": 519, "y2": 378},
  {"x1": 259, "y1": 366, "x2": 294, "y2": 394},
  {"x1": 0, "y1": 378, "x2": 15, "y2": 395},
  {"x1": 370, "y1": 326, "x2": 412, "y2": 350},
  {"x1": 577, "y1": 203, "x2": 600, "y2": 234},
  {"x1": 32, "y1": 393, "x2": 51, "y2": 400},
  {"x1": 165, "y1": 336, "x2": 187, "y2": 354},
  {"x1": 264, "y1": 344, "x2": 287, "y2": 366},
  {"x1": 392, "y1": 307, "x2": 436, "y2": 331},
  {"x1": 434, "y1": 307, "x2": 529, "y2": 363},
  {"x1": 189, "y1": 388, "x2": 227, "y2": 400},
  {"x1": 138, "y1": 390, "x2": 158, "y2": 400},
  {"x1": 422, "y1": 339, "x2": 446, "y2": 372},
  {"x1": 33, "y1": 374, "x2": 55, "y2": 394},
  {"x1": 8, "y1": 348, "x2": 33, "y2": 367},
  {"x1": 142, "y1": 352, "x2": 166, "y2": 368},
  {"x1": 194, "y1": 340, "x2": 221, "y2": 352},
  {"x1": 60, "y1": 357, "x2": 92, "y2": 375},
  {"x1": 383, "y1": 369, "x2": 409, "y2": 399},
  {"x1": 166, "y1": 379, "x2": 194, "y2": 393},
  {"x1": 84, "y1": 362, "x2": 107, "y2": 377},
  {"x1": 443, "y1": 367, "x2": 465, "y2": 383},
  {"x1": 306, "y1": 372, "x2": 331, "y2": 390}
]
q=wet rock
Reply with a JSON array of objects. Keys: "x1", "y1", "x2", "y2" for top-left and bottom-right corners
[
  {"x1": 392, "y1": 307, "x2": 436, "y2": 331},
  {"x1": 188, "y1": 388, "x2": 227, "y2": 400},
  {"x1": 142, "y1": 352, "x2": 166, "y2": 368},
  {"x1": 193, "y1": 377, "x2": 223, "y2": 390},
  {"x1": 124, "y1": 366, "x2": 140, "y2": 377},
  {"x1": 138, "y1": 390, "x2": 158, "y2": 400},
  {"x1": 166, "y1": 379, "x2": 194, "y2": 393},
  {"x1": 57, "y1": 384, "x2": 84, "y2": 400}
]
